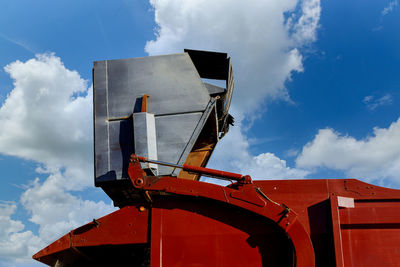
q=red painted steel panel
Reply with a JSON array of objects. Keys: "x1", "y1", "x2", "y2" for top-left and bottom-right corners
[
  {"x1": 340, "y1": 206, "x2": 400, "y2": 225},
  {"x1": 150, "y1": 198, "x2": 294, "y2": 267},
  {"x1": 127, "y1": 158, "x2": 315, "y2": 267},
  {"x1": 341, "y1": 228, "x2": 400, "y2": 266},
  {"x1": 330, "y1": 196, "x2": 345, "y2": 267},
  {"x1": 33, "y1": 206, "x2": 149, "y2": 266},
  {"x1": 254, "y1": 179, "x2": 400, "y2": 266},
  {"x1": 337, "y1": 199, "x2": 400, "y2": 267},
  {"x1": 33, "y1": 177, "x2": 400, "y2": 266}
]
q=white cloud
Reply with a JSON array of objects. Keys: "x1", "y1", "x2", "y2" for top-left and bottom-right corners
[
  {"x1": 145, "y1": 0, "x2": 320, "y2": 178},
  {"x1": 240, "y1": 152, "x2": 310, "y2": 179},
  {"x1": 288, "y1": 0, "x2": 321, "y2": 44},
  {"x1": 296, "y1": 117, "x2": 400, "y2": 185},
  {"x1": 208, "y1": 123, "x2": 309, "y2": 181},
  {"x1": 0, "y1": 177, "x2": 114, "y2": 264},
  {"x1": 0, "y1": 202, "x2": 43, "y2": 264},
  {"x1": 363, "y1": 94, "x2": 393, "y2": 110},
  {"x1": 286, "y1": 148, "x2": 300, "y2": 157},
  {"x1": 146, "y1": 0, "x2": 321, "y2": 116},
  {"x1": 382, "y1": 0, "x2": 398, "y2": 16},
  {"x1": 21, "y1": 175, "x2": 115, "y2": 244},
  {"x1": 0, "y1": 54, "x2": 115, "y2": 263},
  {"x1": 0, "y1": 53, "x2": 93, "y2": 190}
]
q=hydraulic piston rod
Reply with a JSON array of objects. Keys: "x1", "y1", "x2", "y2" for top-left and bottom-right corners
[{"x1": 135, "y1": 155, "x2": 250, "y2": 183}]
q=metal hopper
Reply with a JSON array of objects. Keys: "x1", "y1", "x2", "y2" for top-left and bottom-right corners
[{"x1": 93, "y1": 49, "x2": 234, "y2": 202}]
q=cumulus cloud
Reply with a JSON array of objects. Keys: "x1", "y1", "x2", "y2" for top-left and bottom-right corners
[
  {"x1": 0, "y1": 202, "x2": 43, "y2": 264},
  {"x1": 145, "y1": 0, "x2": 320, "y2": 179},
  {"x1": 296, "y1": 117, "x2": 400, "y2": 185},
  {"x1": 208, "y1": 123, "x2": 309, "y2": 180},
  {"x1": 0, "y1": 54, "x2": 115, "y2": 263},
  {"x1": 146, "y1": 0, "x2": 321, "y2": 116},
  {"x1": 242, "y1": 153, "x2": 309, "y2": 179},
  {"x1": 0, "y1": 54, "x2": 93, "y2": 190},
  {"x1": 21, "y1": 175, "x2": 115, "y2": 243},
  {"x1": 287, "y1": 0, "x2": 321, "y2": 44}
]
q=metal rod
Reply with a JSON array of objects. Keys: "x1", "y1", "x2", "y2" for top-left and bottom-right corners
[
  {"x1": 137, "y1": 156, "x2": 182, "y2": 169},
  {"x1": 107, "y1": 114, "x2": 133, "y2": 122},
  {"x1": 136, "y1": 156, "x2": 243, "y2": 181}
]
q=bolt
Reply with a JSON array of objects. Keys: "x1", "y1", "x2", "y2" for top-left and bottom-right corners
[
  {"x1": 139, "y1": 206, "x2": 146, "y2": 212},
  {"x1": 135, "y1": 178, "x2": 144, "y2": 187}
]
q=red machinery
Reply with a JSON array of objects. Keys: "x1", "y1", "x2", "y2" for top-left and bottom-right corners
[
  {"x1": 34, "y1": 155, "x2": 400, "y2": 266},
  {"x1": 33, "y1": 51, "x2": 400, "y2": 266}
]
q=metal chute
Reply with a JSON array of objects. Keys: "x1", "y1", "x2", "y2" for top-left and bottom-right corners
[{"x1": 93, "y1": 50, "x2": 234, "y2": 204}]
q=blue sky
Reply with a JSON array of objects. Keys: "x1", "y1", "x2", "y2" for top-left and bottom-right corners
[
  {"x1": 253, "y1": 0, "x2": 400, "y2": 173},
  {"x1": 0, "y1": 0, "x2": 399, "y2": 265}
]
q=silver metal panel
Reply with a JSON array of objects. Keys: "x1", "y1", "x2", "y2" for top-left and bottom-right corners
[
  {"x1": 204, "y1": 82, "x2": 225, "y2": 95},
  {"x1": 108, "y1": 119, "x2": 134, "y2": 180},
  {"x1": 94, "y1": 53, "x2": 213, "y2": 182},
  {"x1": 109, "y1": 121, "x2": 124, "y2": 178},
  {"x1": 94, "y1": 61, "x2": 112, "y2": 181},
  {"x1": 134, "y1": 113, "x2": 158, "y2": 173},
  {"x1": 155, "y1": 112, "x2": 203, "y2": 176},
  {"x1": 172, "y1": 99, "x2": 216, "y2": 176},
  {"x1": 224, "y1": 59, "x2": 234, "y2": 115},
  {"x1": 106, "y1": 53, "x2": 210, "y2": 117}
]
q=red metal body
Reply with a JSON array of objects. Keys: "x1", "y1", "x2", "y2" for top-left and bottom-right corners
[{"x1": 33, "y1": 156, "x2": 400, "y2": 266}]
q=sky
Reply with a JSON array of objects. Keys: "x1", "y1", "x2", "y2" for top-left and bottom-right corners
[{"x1": 0, "y1": 0, "x2": 399, "y2": 265}]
